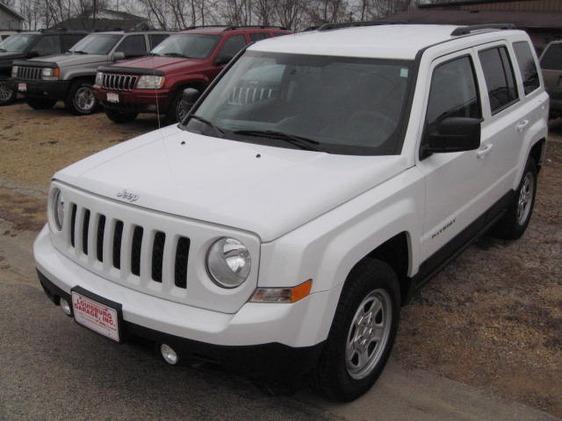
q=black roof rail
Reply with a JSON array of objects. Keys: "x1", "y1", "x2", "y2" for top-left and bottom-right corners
[
  {"x1": 451, "y1": 23, "x2": 516, "y2": 36},
  {"x1": 317, "y1": 20, "x2": 407, "y2": 31}
]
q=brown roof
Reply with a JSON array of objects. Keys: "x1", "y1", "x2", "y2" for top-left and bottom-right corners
[{"x1": 384, "y1": 9, "x2": 562, "y2": 29}]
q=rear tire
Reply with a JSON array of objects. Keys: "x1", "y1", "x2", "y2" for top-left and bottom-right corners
[
  {"x1": 315, "y1": 258, "x2": 400, "y2": 402},
  {"x1": 65, "y1": 80, "x2": 97, "y2": 115},
  {"x1": 491, "y1": 158, "x2": 537, "y2": 240},
  {"x1": 104, "y1": 109, "x2": 138, "y2": 124},
  {"x1": 0, "y1": 81, "x2": 16, "y2": 105},
  {"x1": 26, "y1": 97, "x2": 57, "y2": 110}
]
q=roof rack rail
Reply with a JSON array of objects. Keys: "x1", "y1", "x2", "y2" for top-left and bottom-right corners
[
  {"x1": 183, "y1": 24, "x2": 288, "y2": 31},
  {"x1": 317, "y1": 20, "x2": 407, "y2": 31},
  {"x1": 451, "y1": 23, "x2": 516, "y2": 36}
]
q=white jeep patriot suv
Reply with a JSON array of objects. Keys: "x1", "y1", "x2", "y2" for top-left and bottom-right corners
[{"x1": 34, "y1": 23, "x2": 548, "y2": 401}]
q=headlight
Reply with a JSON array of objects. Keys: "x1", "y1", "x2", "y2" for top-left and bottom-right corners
[
  {"x1": 206, "y1": 238, "x2": 251, "y2": 288},
  {"x1": 11, "y1": 65, "x2": 18, "y2": 78},
  {"x1": 49, "y1": 187, "x2": 65, "y2": 231},
  {"x1": 136, "y1": 75, "x2": 165, "y2": 89},
  {"x1": 95, "y1": 71, "x2": 103, "y2": 86},
  {"x1": 41, "y1": 67, "x2": 60, "y2": 81}
]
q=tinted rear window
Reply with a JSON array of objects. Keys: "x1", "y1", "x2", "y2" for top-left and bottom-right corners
[
  {"x1": 513, "y1": 41, "x2": 540, "y2": 95},
  {"x1": 541, "y1": 43, "x2": 562, "y2": 71}
]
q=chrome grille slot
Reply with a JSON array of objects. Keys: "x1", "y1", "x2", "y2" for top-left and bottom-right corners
[{"x1": 100, "y1": 72, "x2": 138, "y2": 91}]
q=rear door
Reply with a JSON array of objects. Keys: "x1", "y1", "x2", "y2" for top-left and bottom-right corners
[{"x1": 474, "y1": 43, "x2": 527, "y2": 201}]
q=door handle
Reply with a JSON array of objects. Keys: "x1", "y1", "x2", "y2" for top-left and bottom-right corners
[
  {"x1": 516, "y1": 119, "x2": 529, "y2": 132},
  {"x1": 476, "y1": 144, "x2": 493, "y2": 159}
]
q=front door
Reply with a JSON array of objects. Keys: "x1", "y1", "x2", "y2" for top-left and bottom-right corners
[{"x1": 418, "y1": 50, "x2": 491, "y2": 262}]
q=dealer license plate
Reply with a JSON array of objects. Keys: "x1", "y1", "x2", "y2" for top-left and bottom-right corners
[
  {"x1": 18, "y1": 83, "x2": 27, "y2": 92},
  {"x1": 71, "y1": 290, "x2": 121, "y2": 342},
  {"x1": 106, "y1": 92, "x2": 119, "y2": 103}
]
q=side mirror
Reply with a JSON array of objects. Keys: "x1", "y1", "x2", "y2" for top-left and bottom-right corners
[
  {"x1": 27, "y1": 51, "x2": 40, "y2": 58},
  {"x1": 181, "y1": 88, "x2": 201, "y2": 117},
  {"x1": 111, "y1": 51, "x2": 126, "y2": 62},
  {"x1": 422, "y1": 117, "x2": 481, "y2": 158}
]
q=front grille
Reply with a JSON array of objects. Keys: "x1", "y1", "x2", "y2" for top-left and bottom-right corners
[
  {"x1": 16, "y1": 66, "x2": 42, "y2": 81},
  {"x1": 100, "y1": 73, "x2": 139, "y2": 91},
  {"x1": 66, "y1": 203, "x2": 190, "y2": 290}
]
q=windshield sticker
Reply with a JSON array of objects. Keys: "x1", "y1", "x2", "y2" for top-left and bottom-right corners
[{"x1": 400, "y1": 68, "x2": 409, "y2": 78}]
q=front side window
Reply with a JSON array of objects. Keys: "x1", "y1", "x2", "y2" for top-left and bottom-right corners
[
  {"x1": 69, "y1": 34, "x2": 121, "y2": 55},
  {"x1": 541, "y1": 42, "x2": 562, "y2": 71},
  {"x1": 479, "y1": 46, "x2": 519, "y2": 114},
  {"x1": 61, "y1": 34, "x2": 85, "y2": 52},
  {"x1": 31, "y1": 35, "x2": 61, "y2": 56},
  {"x1": 149, "y1": 34, "x2": 169, "y2": 49},
  {"x1": 513, "y1": 41, "x2": 540, "y2": 95},
  {"x1": 425, "y1": 55, "x2": 481, "y2": 134},
  {"x1": 0, "y1": 34, "x2": 37, "y2": 52},
  {"x1": 250, "y1": 33, "x2": 269, "y2": 42},
  {"x1": 116, "y1": 35, "x2": 147, "y2": 57},
  {"x1": 151, "y1": 34, "x2": 219, "y2": 59},
  {"x1": 216, "y1": 35, "x2": 247, "y2": 63},
  {"x1": 184, "y1": 51, "x2": 414, "y2": 155}
]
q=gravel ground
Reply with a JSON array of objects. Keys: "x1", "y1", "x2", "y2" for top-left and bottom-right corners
[{"x1": 0, "y1": 103, "x2": 561, "y2": 417}]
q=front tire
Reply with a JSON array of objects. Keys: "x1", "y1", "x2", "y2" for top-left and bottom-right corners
[
  {"x1": 491, "y1": 158, "x2": 537, "y2": 240},
  {"x1": 65, "y1": 81, "x2": 98, "y2": 115},
  {"x1": 0, "y1": 81, "x2": 17, "y2": 105},
  {"x1": 165, "y1": 89, "x2": 198, "y2": 124},
  {"x1": 104, "y1": 109, "x2": 138, "y2": 124},
  {"x1": 315, "y1": 259, "x2": 400, "y2": 401},
  {"x1": 26, "y1": 97, "x2": 57, "y2": 110}
]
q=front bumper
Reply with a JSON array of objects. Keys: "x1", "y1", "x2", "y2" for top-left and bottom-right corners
[
  {"x1": 94, "y1": 86, "x2": 172, "y2": 113},
  {"x1": 33, "y1": 225, "x2": 328, "y2": 373},
  {"x1": 10, "y1": 79, "x2": 71, "y2": 100}
]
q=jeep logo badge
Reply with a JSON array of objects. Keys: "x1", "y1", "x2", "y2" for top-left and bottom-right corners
[{"x1": 116, "y1": 189, "x2": 139, "y2": 203}]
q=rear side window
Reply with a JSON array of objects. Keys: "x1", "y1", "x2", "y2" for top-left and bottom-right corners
[
  {"x1": 31, "y1": 35, "x2": 61, "y2": 56},
  {"x1": 478, "y1": 46, "x2": 519, "y2": 114},
  {"x1": 513, "y1": 41, "x2": 540, "y2": 95},
  {"x1": 149, "y1": 34, "x2": 169, "y2": 49},
  {"x1": 541, "y1": 43, "x2": 562, "y2": 70},
  {"x1": 425, "y1": 55, "x2": 481, "y2": 131},
  {"x1": 250, "y1": 33, "x2": 268, "y2": 42},
  {"x1": 116, "y1": 35, "x2": 147, "y2": 58}
]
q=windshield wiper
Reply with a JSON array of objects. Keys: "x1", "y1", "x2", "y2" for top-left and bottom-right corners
[
  {"x1": 187, "y1": 115, "x2": 225, "y2": 137},
  {"x1": 71, "y1": 50, "x2": 88, "y2": 55},
  {"x1": 233, "y1": 129, "x2": 321, "y2": 151},
  {"x1": 0, "y1": 48, "x2": 7, "y2": 52}
]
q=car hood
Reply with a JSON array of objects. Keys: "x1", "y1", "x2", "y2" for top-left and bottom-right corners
[
  {"x1": 113, "y1": 55, "x2": 204, "y2": 73},
  {"x1": 29, "y1": 53, "x2": 108, "y2": 66},
  {"x1": 0, "y1": 51, "x2": 24, "y2": 67},
  {"x1": 55, "y1": 125, "x2": 409, "y2": 242}
]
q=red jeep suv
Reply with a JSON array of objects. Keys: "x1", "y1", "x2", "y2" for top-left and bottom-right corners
[{"x1": 94, "y1": 25, "x2": 289, "y2": 123}]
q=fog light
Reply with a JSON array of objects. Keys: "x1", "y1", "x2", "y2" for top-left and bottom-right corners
[
  {"x1": 60, "y1": 298, "x2": 72, "y2": 316},
  {"x1": 160, "y1": 344, "x2": 179, "y2": 365}
]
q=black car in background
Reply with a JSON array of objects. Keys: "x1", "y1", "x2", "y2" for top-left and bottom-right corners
[{"x1": 0, "y1": 30, "x2": 86, "y2": 105}]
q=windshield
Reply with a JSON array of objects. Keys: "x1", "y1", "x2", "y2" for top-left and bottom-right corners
[
  {"x1": 69, "y1": 34, "x2": 121, "y2": 55},
  {"x1": 183, "y1": 51, "x2": 414, "y2": 155},
  {"x1": 150, "y1": 34, "x2": 219, "y2": 59},
  {"x1": 0, "y1": 34, "x2": 37, "y2": 53},
  {"x1": 541, "y1": 43, "x2": 562, "y2": 71}
]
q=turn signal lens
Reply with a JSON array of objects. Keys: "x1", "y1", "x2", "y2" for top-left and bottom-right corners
[{"x1": 250, "y1": 279, "x2": 312, "y2": 304}]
